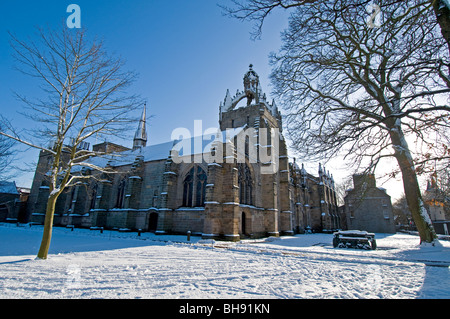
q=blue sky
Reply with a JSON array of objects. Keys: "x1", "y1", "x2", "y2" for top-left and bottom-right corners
[
  {"x1": 0, "y1": 0, "x2": 290, "y2": 187},
  {"x1": 0, "y1": 1, "x2": 406, "y2": 201}
]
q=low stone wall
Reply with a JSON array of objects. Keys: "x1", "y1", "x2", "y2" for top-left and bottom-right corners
[{"x1": 171, "y1": 208, "x2": 205, "y2": 234}]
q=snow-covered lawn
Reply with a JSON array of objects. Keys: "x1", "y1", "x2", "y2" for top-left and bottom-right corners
[{"x1": 0, "y1": 223, "x2": 449, "y2": 299}]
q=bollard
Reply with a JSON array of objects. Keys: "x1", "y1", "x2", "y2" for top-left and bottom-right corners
[
  {"x1": 138, "y1": 229, "x2": 142, "y2": 237},
  {"x1": 187, "y1": 230, "x2": 191, "y2": 242},
  {"x1": 100, "y1": 227, "x2": 104, "y2": 234},
  {"x1": 71, "y1": 225, "x2": 74, "y2": 232}
]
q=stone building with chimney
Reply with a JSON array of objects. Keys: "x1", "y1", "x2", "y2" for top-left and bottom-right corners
[{"x1": 344, "y1": 174, "x2": 395, "y2": 233}]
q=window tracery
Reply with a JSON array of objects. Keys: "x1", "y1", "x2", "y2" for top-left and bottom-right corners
[
  {"x1": 238, "y1": 163, "x2": 253, "y2": 205},
  {"x1": 183, "y1": 166, "x2": 207, "y2": 207}
]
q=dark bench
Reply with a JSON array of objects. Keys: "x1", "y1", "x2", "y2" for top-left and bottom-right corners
[{"x1": 333, "y1": 230, "x2": 377, "y2": 250}]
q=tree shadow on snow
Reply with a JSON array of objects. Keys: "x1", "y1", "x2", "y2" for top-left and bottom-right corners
[
  {"x1": 0, "y1": 224, "x2": 186, "y2": 257},
  {"x1": 417, "y1": 264, "x2": 450, "y2": 298}
]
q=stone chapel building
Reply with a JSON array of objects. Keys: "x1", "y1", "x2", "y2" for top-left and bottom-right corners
[{"x1": 27, "y1": 66, "x2": 340, "y2": 240}]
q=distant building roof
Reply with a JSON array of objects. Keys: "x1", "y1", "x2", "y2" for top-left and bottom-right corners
[{"x1": 0, "y1": 181, "x2": 19, "y2": 195}]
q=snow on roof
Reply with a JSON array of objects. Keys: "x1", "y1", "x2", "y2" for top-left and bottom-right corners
[
  {"x1": 76, "y1": 126, "x2": 247, "y2": 170},
  {"x1": 111, "y1": 140, "x2": 174, "y2": 167},
  {"x1": 125, "y1": 126, "x2": 246, "y2": 163},
  {"x1": 0, "y1": 181, "x2": 19, "y2": 195}
]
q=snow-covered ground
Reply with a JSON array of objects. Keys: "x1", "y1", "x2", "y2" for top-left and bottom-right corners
[{"x1": 0, "y1": 223, "x2": 449, "y2": 299}]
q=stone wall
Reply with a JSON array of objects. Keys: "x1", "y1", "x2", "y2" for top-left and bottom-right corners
[
  {"x1": 345, "y1": 174, "x2": 396, "y2": 233},
  {"x1": 346, "y1": 193, "x2": 396, "y2": 233}
]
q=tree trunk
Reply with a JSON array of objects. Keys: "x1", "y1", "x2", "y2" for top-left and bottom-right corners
[
  {"x1": 36, "y1": 194, "x2": 58, "y2": 260},
  {"x1": 433, "y1": 0, "x2": 450, "y2": 55},
  {"x1": 396, "y1": 153, "x2": 438, "y2": 243},
  {"x1": 389, "y1": 124, "x2": 438, "y2": 244}
]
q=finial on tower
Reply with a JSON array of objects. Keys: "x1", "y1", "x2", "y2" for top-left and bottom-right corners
[{"x1": 243, "y1": 64, "x2": 260, "y2": 106}]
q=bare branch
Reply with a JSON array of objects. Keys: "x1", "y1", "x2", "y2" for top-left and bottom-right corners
[{"x1": 4, "y1": 25, "x2": 143, "y2": 259}]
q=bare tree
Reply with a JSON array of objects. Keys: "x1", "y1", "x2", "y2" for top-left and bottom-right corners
[
  {"x1": 392, "y1": 194, "x2": 412, "y2": 227},
  {"x1": 224, "y1": 0, "x2": 450, "y2": 89},
  {"x1": 224, "y1": 0, "x2": 450, "y2": 244},
  {"x1": 0, "y1": 122, "x2": 15, "y2": 180},
  {"x1": 0, "y1": 26, "x2": 141, "y2": 259},
  {"x1": 432, "y1": 0, "x2": 450, "y2": 54},
  {"x1": 335, "y1": 175, "x2": 354, "y2": 207},
  {"x1": 223, "y1": 0, "x2": 450, "y2": 51}
]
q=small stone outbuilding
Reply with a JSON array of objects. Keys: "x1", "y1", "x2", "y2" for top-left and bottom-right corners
[{"x1": 344, "y1": 174, "x2": 395, "y2": 233}]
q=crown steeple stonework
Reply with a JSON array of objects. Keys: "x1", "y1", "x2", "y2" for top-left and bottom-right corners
[
  {"x1": 219, "y1": 65, "x2": 281, "y2": 126},
  {"x1": 243, "y1": 64, "x2": 260, "y2": 106},
  {"x1": 133, "y1": 104, "x2": 148, "y2": 151}
]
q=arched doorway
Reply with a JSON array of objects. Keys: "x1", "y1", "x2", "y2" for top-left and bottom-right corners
[
  {"x1": 149, "y1": 212, "x2": 158, "y2": 232},
  {"x1": 241, "y1": 212, "x2": 246, "y2": 236}
]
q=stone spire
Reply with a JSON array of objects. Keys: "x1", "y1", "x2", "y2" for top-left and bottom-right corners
[{"x1": 133, "y1": 103, "x2": 148, "y2": 151}]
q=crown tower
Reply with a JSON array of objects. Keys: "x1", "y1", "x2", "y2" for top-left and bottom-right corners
[{"x1": 219, "y1": 64, "x2": 282, "y2": 131}]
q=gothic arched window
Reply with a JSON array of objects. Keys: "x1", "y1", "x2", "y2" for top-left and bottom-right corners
[
  {"x1": 115, "y1": 178, "x2": 126, "y2": 208},
  {"x1": 196, "y1": 166, "x2": 207, "y2": 207},
  {"x1": 245, "y1": 136, "x2": 249, "y2": 156},
  {"x1": 183, "y1": 167, "x2": 194, "y2": 207},
  {"x1": 152, "y1": 189, "x2": 158, "y2": 207},
  {"x1": 90, "y1": 183, "x2": 98, "y2": 210},
  {"x1": 238, "y1": 163, "x2": 253, "y2": 205},
  {"x1": 182, "y1": 166, "x2": 207, "y2": 207}
]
